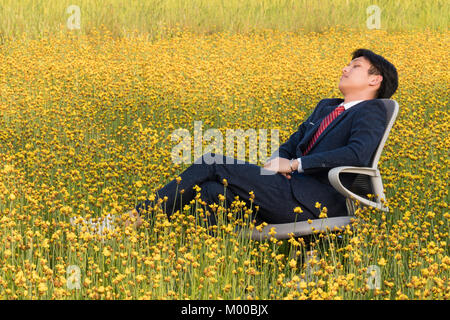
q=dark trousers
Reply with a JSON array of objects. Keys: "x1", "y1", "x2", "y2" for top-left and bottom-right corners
[{"x1": 135, "y1": 152, "x2": 315, "y2": 225}]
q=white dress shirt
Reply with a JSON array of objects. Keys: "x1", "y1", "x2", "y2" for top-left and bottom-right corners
[{"x1": 296, "y1": 100, "x2": 364, "y2": 173}]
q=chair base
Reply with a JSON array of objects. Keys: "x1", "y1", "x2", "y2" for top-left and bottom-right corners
[{"x1": 250, "y1": 216, "x2": 356, "y2": 240}]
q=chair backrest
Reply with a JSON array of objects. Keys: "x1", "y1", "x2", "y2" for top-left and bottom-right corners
[
  {"x1": 343, "y1": 99, "x2": 399, "y2": 203},
  {"x1": 369, "y1": 99, "x2": 399, "y2": 169}
]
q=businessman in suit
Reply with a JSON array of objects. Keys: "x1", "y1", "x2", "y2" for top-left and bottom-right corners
[{"x1": 125, "y1": 48, "x2": 398, "y2": 229}]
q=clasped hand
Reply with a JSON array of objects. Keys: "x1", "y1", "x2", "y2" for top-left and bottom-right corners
[{"x1": 263, "y1": 157, "x2": 295, "y2": 179}]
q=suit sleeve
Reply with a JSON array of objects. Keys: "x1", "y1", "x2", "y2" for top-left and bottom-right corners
[
  {"x1": 300, "y1": 101, "x2": 387, "y2": 174},
  {"x1": 268, "y1": 100, "x2": 325, "y2": 161}
]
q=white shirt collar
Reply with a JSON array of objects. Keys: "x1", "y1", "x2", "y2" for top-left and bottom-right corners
[{"x1": 339, "y1": 100, "x2": 365, "y2": 110}]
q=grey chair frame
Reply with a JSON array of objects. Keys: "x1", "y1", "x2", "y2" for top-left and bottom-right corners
[{"x1": 250, "y1": 99, "x2": 399, "y2": 240}]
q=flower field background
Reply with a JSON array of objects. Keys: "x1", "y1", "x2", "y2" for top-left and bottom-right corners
[{"x1": 0, "y1": 3, "x2": 448, "y2": 300}]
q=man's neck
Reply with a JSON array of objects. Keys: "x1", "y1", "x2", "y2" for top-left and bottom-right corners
[{"x1": 342, "y1": 93, "x2": 376, "y2": 104}]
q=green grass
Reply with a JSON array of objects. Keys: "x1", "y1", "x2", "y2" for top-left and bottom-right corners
[{"x1": 0, "y1": 0, "x2": 448, "y2": 40}]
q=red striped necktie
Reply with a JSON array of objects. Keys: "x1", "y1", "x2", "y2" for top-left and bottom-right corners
[{"x1": 303, "y1": 104, "x2": 345, "y2": 155}]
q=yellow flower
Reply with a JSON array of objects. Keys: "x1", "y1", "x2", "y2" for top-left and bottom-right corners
[
  {"x1": 294, "y1": 206, "x2": 303, "y2": 214},
  {"x1": 3, "y1": 164, "x2": 14, "y2": 173},
  {"x1": 289, "y1": 259, "x2": 297, "y2": 268},
  {"x1": 83, "y1": 278, "x2": 92, "y2": 287},
  {"x1": 268, "y1": 227, "x2": 277, "y2": 237},
  {"x1": 38, "y1": 282, "x2": 48, "y2": 294},
  {"x1": 319, "y1": 207, "x2": 328, "y2": 218},
  {"x1": 102, "y1": 247, "x2": 111, "y2": 257},
  {"x1": 378, "y1": 257, "x2": 387, "y2": 266}
]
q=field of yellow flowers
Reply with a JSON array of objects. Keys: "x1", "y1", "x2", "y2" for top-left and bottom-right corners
[{"x1": 0, "y1": 26, "x2": 448, "y2": 300}]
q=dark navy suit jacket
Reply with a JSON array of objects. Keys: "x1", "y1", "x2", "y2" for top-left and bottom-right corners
[{"x1": 271, "y1": 98, "x2": 387, "y2": 218}]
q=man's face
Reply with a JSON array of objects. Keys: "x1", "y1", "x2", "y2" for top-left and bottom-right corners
[{"x1": 338, "y1": 56, "x2": 382, "y2": 95}]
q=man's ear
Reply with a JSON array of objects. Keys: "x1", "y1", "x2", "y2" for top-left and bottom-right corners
[{"x1": 369, "y1": 74, "x2": 383, "y2": 87}]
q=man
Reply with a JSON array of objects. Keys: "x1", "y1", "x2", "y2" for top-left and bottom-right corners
[{"x1": 125, "y1": 48, "x2": 398, "y2": 229}]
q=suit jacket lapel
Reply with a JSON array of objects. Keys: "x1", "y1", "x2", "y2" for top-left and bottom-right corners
[
  {"x1": 311, "y1": 107, "x2": 349, "y2": 147},
  {"x1": 300, "y1": 103, "x2": 337, "y2": 145},
  {"x1": 309, "y1": 100, "x2": 368, "y2": 149},
  {"x1": 300, "y1": 99, "x2": 370, "y2": 154}
]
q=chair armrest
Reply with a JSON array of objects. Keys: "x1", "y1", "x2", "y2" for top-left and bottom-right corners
[{"x1": 328, "y1": 166, "x2": 389, "y2": 212}]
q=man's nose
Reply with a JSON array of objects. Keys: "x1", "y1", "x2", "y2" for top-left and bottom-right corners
[{"x1": 342, "y1": 66, "x2": 350, "y2": 74}]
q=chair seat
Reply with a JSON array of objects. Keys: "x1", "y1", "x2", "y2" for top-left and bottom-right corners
[{"x1": 250, "y1": 216, "x2": 356, "y2": 240}]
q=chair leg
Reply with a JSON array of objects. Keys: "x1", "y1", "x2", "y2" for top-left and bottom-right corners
[
  {"x1": 370, "y1": 175, "x2": 388, "y2": 211},
  {"x1": 345, "y1": 197, "x2": 357, "y2": 216}
]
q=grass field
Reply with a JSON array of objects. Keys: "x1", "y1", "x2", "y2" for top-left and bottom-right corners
[
  {"x1": 0, "y1": 1, "x2": 448, "y2": 300},
  {"x1": 0, "y1": 0, "x2": 448, "y2": 40}
]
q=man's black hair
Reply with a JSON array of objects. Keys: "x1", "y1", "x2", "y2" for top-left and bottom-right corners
[{"x1": 352, "y1": 48, "x2": 398, "y2": 99}]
